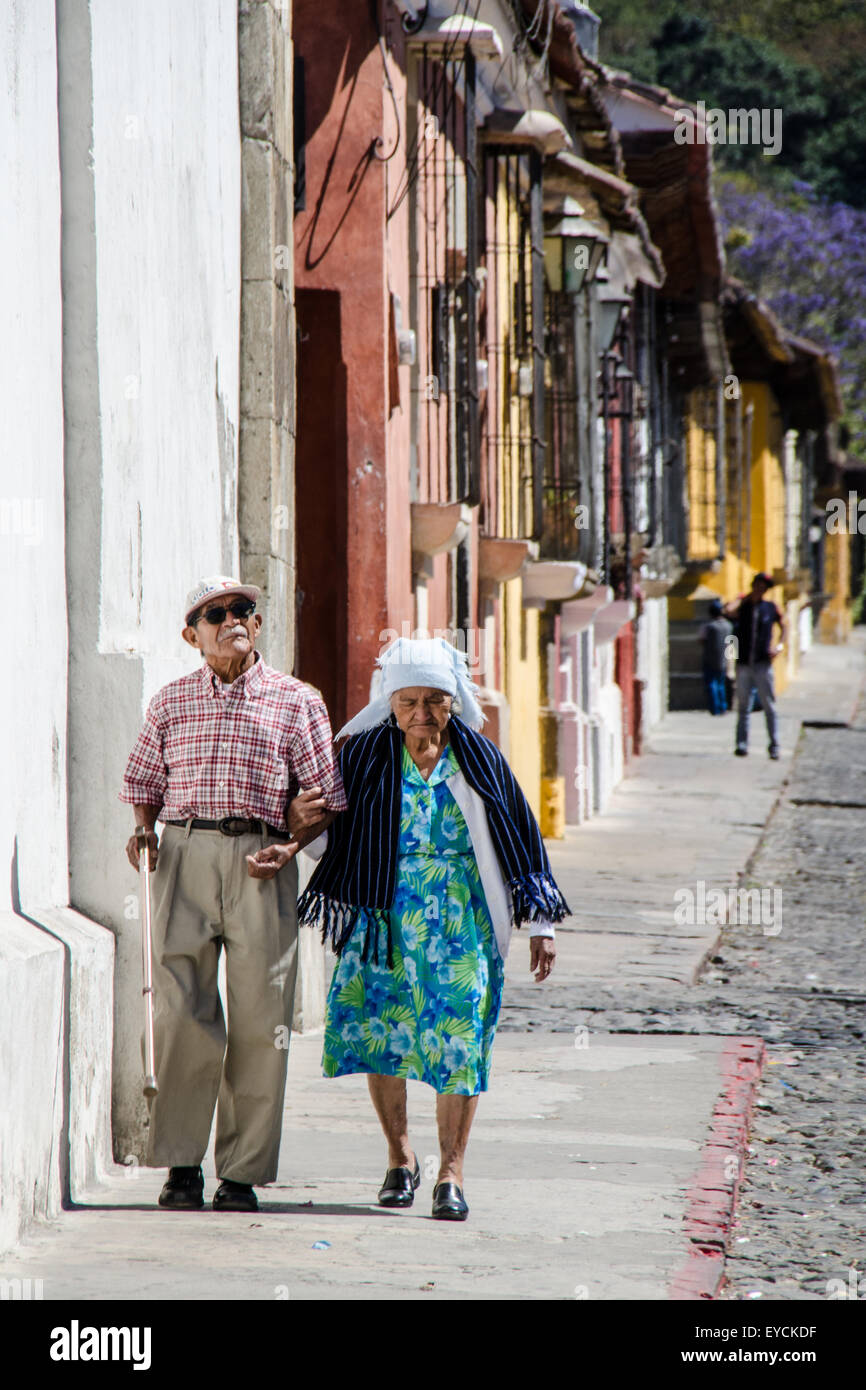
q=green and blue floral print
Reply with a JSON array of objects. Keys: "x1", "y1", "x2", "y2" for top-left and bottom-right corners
[{"x1": 322, "y1": 741, "x2": 504, "y2": 1095}]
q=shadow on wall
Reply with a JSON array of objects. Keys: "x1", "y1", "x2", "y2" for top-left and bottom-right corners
[{"x1": 295, "y1": 4, "x2": 380, "y2": 272}]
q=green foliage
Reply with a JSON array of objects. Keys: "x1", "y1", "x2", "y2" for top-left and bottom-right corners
[
  {"x1": 592, "y1": 2, "x2": 866, "y2": 208},
  {"x1": 654, "y1": 16, "x2": 824, "y2": 174},
  {"x1": 594, "y1": 0, "x2": 866, "y2": 68},
  {"x1": 591, "y1": 1, "x2": 669, "y2": 81},
  {"x1": 800, "y1": 55, "x2": 866, "y2": 209}
]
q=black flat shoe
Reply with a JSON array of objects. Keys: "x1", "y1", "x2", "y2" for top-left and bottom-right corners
[
  {"x1": 431, "y1": 1181, "x2": 469, "y2": 1221},
  {"x1": 158, "y1": 1165, "x2": 204, "y2": 1210},
  {"x1": 377, "y1": 1154, "x2": 421, "y2": 1207},
  {"x1": 213, "y1": 1179, "x2": 258, "y2": 1212}
]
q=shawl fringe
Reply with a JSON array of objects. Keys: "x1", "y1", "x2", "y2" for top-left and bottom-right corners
[
  {"x1": 297, "y1": 889, "x2": 394, "y2": 967},
  {"x1": 508, "y1": 871, "x2": 571, "y2": 928}
]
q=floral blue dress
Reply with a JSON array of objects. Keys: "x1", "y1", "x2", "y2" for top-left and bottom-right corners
[{"x1": 322, "y1": 741, "x2": 505, "y2": 1095}]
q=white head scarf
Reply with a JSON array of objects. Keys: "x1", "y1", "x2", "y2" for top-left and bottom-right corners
[{"x1": 334, "y1": 636, "x2": 486, "y2": 741}]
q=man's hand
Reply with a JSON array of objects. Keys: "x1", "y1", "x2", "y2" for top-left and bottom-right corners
[
  {"x1": 246, "y1": 842, "x2": 300, "y2": 879},
  {"x1": 530, "y1": 936, "x2": 556, "y2": 982},
  {"x1": 288, "y1": 786, "x2": 329, "y2": 837},
  {"x1": 126, "y1": 828, "x2": 159, "y2": 872}
]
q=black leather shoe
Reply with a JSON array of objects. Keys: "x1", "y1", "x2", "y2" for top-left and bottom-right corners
[
  {"x1": 431, "y1": 1181, "x2": 469, "y2": 1221},
  {"x1": 213, "y1": 1179, "x2": 258, "y2": 1212},
  {"x1": 158, "y1": 1166, "x2": 204, "y2": 1210},
  {"x1": 377, "y1": 1154, "x2": 421, "y2": 1207}
]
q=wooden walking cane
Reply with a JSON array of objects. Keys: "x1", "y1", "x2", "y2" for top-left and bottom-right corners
[{"x1": 135, "y1": 826, "x2": 159, "y2": 1100}]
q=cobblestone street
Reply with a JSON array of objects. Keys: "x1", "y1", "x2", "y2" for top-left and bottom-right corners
[{"x1": 500, "y1": 645, "x2": 866, "y2": 1300}]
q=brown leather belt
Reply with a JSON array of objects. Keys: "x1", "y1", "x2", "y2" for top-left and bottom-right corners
[{"x1": 166, "y1": 817, "x2": 291, "y2": 840}]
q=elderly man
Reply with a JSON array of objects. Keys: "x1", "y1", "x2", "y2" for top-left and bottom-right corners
[
  {"x1": 120, "y1": 576, "x2": 346, "y2": 1212},
  {"x1": 723, "y1": 572, "x2": 787, "y2": 759}
]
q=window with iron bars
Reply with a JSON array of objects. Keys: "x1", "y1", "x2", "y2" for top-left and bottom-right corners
[
  {"x1": 687, "y1": 385, "x2": 720, "y2": 563},
  {"x1": 479, "y1": 145, "x2": 544, "y2": 541},
  {"x1": 541, "y1": 288, "x2": 594, "y2": 562},
  {"x1": 724, "y1": 395, "x2": 753, "y2": 567},
  {"x1": 411, "y1": 48, "x2": 479, "y2": 506}
]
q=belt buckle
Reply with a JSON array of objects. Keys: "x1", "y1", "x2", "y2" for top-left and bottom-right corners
[{"x1": 219, "y1": 816, "x2": 247, "y2": 837}]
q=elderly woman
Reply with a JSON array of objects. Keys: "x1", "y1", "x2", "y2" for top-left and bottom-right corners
[{"x1": 295, "y1": 637, "x2": 570, "y2": 1221}]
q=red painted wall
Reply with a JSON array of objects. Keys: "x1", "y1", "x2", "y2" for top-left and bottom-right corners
[
  {"x1": 294, "y1": 2, "x2": 417, "y2": 729},
  {"x1": 614, "y1": 622, "x2": 637, "y2": 764},
  {"x1": 294, "y1": 1, "x2": 389, "y2": 729}
]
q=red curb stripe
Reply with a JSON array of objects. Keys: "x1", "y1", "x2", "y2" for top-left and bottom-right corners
[{"x1": 669, "y1": 1035, "x2": 765, "y2": 1300}]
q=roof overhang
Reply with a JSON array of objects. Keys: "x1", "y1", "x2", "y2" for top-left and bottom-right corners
[
  {"x1": 724, "y1": 279, "x2": 843, "y2": 433},
  {"x1": 482, "y1": 108, "x2": 573, "y2": 156},
  {"x1": 407, "y1": 15, "x2": 504, "y2": 61}
]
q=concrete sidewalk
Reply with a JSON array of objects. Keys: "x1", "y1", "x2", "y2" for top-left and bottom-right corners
[
  {"x1": 3, "y1": 1031, "x2": 735, "y2": 1301},
  {"x1": 3, "y1": 633, "x2": 863, "y2": 1301}
]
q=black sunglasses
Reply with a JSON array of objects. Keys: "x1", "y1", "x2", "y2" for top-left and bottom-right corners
[{"x1": 194, "y1": 599, "x2": 256, "y2": 626}]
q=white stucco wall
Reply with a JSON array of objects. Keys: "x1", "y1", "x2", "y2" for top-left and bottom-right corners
[
  {"x1": 62, "y1": 0, "x2": 243, "y2": 1161},
  {"x1": 0, "y1": 916, "x2": 65, "y2": 1254},
  {"x1": 592, "y1": 638, "x2": 624, "y2": 814},
  {"x1": 637, "y1": 596, "x2": 669, "y2": 733},
  {"x1": 2, "y1": 0, "x2": 307, "y2": 1250},
  {"x1": 90, "y1": 0, "x2": 242, "y2": 672},
  {"x1": 1, "y1": 0, "x2": 67, "y2": 915},
  {"x1": 0, "y1": 0, "x2": 67, "y2": 1250},
  {"x1": 0, "y1": 0, "x2": 115, "y2": 1255}
]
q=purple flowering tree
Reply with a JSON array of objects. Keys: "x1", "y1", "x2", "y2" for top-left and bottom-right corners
[{"x1": 717, "y1": 175, "x2": 866, "y2": 464}]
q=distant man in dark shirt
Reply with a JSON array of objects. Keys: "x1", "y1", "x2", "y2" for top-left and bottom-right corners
[
  {"x1": 723, "y1": 573, "x2": 787, "y2": 759},
  {"x1": 698, "y1": 598, "x2": 734, "y2": 715}
]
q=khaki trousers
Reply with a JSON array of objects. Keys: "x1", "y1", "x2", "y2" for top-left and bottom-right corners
[{"x1": 144, "y1": 823, "x2": 299, "y2": 1184}]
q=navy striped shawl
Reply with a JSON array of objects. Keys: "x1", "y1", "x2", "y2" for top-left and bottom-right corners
[{"x1": 296, "y1": 714, "x2": 571, "y2": 963}]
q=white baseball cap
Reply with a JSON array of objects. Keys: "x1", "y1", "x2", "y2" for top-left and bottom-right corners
[{"x1": 184, "y1": 575, "x2": 261, "y2": 625}]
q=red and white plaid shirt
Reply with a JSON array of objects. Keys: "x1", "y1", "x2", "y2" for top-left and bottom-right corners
[{"x1": 120, "y1": 655, "x2": 347, "y2": 828}]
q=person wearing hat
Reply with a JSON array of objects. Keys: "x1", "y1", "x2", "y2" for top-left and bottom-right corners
[
  {"x1": 296, "y1": 636, "x2": 570, "y2": 1221},
  {"x1": 723, "y1": 572, "x2": 787, "y2": 759},
  {"x1": 120, "y1": 576, "x2": 347, "y2": 1212}
]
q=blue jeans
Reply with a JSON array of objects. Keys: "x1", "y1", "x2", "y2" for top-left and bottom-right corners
[
  {"x1": 735, "y1": 662, "x2": 779, "y2": 752},
  {"x1": 703, "y1": 670, "x2": 728, "y2": 715}
]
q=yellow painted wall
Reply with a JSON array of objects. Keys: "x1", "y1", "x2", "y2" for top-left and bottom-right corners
[
  {"x1": 501, "y1": 578, "x2": 542, "y2": 820},
  {"x1": 684, "y1": 387, "x2": 719, "y2": 564},
  {"x1": 744, "y1": 384, "x2": 786, "y2": 581},
  {"x1": 670, "y1": 381, "x2": 813, "y2": 693},
  {"x1": 818, "y1": 528, "x2": 853, "y2": 643},
  {"x1": 486, "y1": 157, "x2": 543, "y2": 817},
  {"x1": 667, "y1": 387, "x2": 724, "y2": 620}
]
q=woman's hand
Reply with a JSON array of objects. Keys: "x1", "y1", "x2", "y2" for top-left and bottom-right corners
[
  {"x1": 245, "y1": 842, "x2": 299, "y2": 879},
  {"x1": 530, "y1": 936, "x2": 556, "y2": 982}
]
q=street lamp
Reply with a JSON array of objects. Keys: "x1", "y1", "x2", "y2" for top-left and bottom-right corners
[
  {"x1": 595, "y1": 265, "x2": 631, "y2": 353},
  {"x1": 544, "y1": 200, "x2": 608, "y2": 295}
]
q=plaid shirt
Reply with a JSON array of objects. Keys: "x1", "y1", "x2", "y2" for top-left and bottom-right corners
[{"x1": 120, "y1": 655, "x2": 347, "y2": 828}]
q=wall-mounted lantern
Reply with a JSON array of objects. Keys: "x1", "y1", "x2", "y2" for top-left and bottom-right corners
[
  {"x1": 595, "y1": 265, "x2": 631, "y2": 353},
  {"x1": 543, "y1": 198, "x2": 608, "y2": 295}
]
